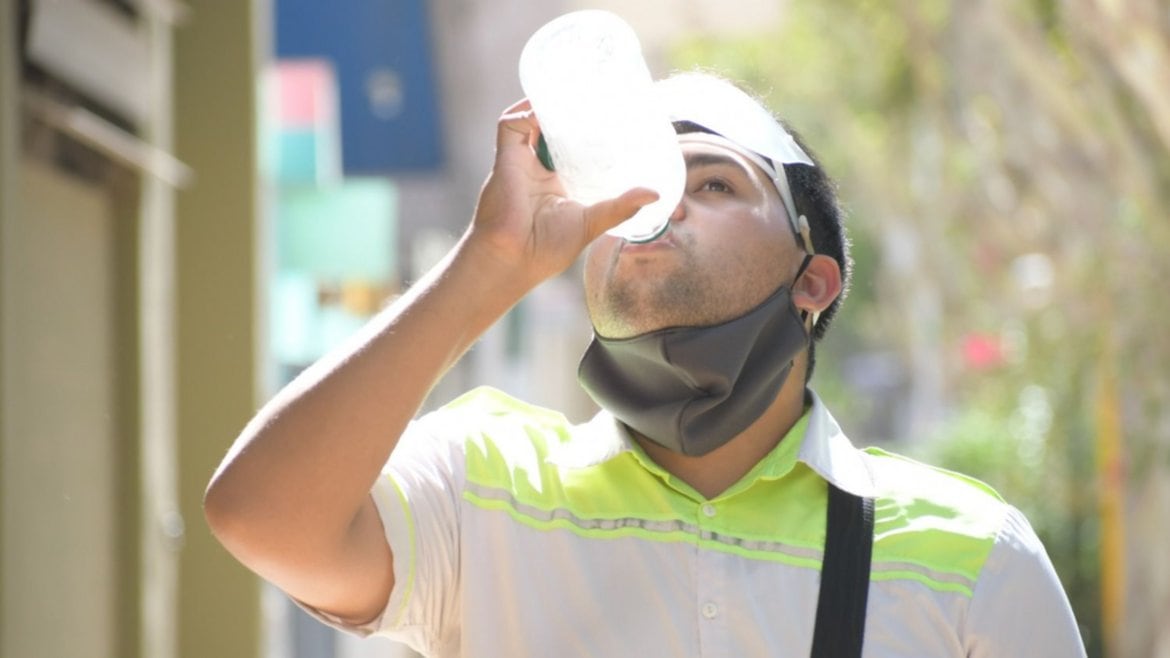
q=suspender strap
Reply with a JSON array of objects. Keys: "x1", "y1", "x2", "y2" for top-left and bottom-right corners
[{"x1": 809, "y1": 483, "x2": 875, "y2": 658}]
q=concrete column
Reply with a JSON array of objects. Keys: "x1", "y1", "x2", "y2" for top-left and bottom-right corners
[
  {"x1": 0, "y1": 0, "x2": 16, "y2": 646},
  {"x1": 173, "y1": 3, "x2": 264, "y2": 656}
]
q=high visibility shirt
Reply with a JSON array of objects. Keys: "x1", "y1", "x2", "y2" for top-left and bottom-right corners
[{"x1": 305, "y1": 386, "x2": 1086, "y2": 657}]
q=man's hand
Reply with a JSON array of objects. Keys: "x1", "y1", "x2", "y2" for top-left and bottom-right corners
[{"x1": 467, "y1": 99, "x2": 659, "y2": 286}]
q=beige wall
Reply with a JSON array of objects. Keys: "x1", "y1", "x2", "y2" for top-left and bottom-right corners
[
  {"x1": 0, "y1": 1, "x2": 265, "y2": 656},
  {"x1": 1, "y1": 3, "x2": 127, "y2": 655},
  {"x1": 1, "y1": 159, "x2": 120, "y2": 658}
]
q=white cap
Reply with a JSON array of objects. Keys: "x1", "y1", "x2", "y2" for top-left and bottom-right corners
[{"x1": 657, "y1": 72, "x2": 815, "y2": 254}]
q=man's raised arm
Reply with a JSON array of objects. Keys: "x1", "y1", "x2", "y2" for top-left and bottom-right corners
[{"x1": 203, "y1": 99, "x2": 657, "y2": 623}]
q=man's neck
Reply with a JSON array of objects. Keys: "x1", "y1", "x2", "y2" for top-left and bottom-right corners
[{"x1": 634, "y1": 375, "x2": 809, "y2": 500}]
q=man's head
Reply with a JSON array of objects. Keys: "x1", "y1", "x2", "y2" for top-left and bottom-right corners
[{"x1": 583, "y1": 72, "x2": 851, "y2": 380}]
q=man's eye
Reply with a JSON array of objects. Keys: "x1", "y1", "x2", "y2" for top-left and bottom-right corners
[{"x1": 699, "y1": 178, "x2": 732, "y2": 193}]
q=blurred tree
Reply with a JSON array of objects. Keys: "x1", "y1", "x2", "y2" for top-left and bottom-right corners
[{"x1": 671, "y1": 0, "x2": 1170, "y2": 656}]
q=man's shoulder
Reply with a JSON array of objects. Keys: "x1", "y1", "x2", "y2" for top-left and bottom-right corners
[
  {"x1": 439, "y1": 386, "x2": 570, "y2": 424},
  {"x1": 862, "y1": 446, "x2": 1005, "y2": 508},
  {"x1": 425, "y1": 386, "x2": 575, "y2": 442},
  {"x1": 423, "y1": 386, "x2": 608, "y2": 489},
  {"x1": 859, "y1": 447, "x2": 1013, "y2": 596}
]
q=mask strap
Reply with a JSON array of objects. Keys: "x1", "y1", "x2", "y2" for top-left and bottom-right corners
[
  {"x1": 793, "y1": 253, "x2": 820, "y2": 328},
  {"x1": 774, "y1": 171, "x2": 814, "y2": 256},
  {"x1": 794, "y1": 253, "x2": 814, "y2": 282}
]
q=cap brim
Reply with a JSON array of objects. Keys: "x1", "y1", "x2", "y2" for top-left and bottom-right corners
[{"x1": 657, "y1": 73, "x2": 814, "y2": 167}]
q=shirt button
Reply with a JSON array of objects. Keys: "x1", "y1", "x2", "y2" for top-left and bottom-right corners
[
  {"x1": 701, "y1": 503, "x2": 717, "y2": 518},
  {"x1": 702, "y1": 602, "x2": 719, "y2": 619}
]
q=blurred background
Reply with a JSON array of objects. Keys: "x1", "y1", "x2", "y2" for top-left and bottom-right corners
[{"x1": 1, "y1": 0, "x2": 1166, "y2": 656}]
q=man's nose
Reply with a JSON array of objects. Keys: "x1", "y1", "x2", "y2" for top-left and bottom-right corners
[{"x1": 668, "y1": 197, "x2": 687, "y2": 222}]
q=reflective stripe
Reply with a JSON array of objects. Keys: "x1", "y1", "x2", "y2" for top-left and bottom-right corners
[
  {"x1": 465, "y1": 480, "x2": 984, "y2": 595},
  {"x1": 451, "y1": 386, "x2": 1005, "y2": 599},
  {"x1": 464, "y1": 480, "x2": 825, "y2": 566},
  {"x1": 870, "y1": 561, "x2": 977, "y2": 597}
]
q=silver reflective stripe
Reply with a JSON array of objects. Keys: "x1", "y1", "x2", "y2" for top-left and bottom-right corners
[
  {"x1": 467, "y1": 480, "x2": 978, "y2": 593},
  {"x1": 467, "y1": 482, "x2": 823, "y2": 565},
  {"x1": 870, "y1": 560, "x2": 977, "y2": 591}
]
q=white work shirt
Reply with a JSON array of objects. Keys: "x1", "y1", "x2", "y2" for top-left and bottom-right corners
[{"x1": 304, "y1": 387, "x2": 1086, "y2": 657}]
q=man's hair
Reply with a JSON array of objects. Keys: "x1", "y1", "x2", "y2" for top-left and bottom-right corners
[
  {"x1": 673, "y1": 118, "x2": 852, "y2": 381},
  {"x1": 782, "y1": 123, "x2": 852, "y2": 381}
]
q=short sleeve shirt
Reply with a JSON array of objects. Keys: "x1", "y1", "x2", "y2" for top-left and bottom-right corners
[{"x1": 304, "y1": 387, "x2": 1086, "y2": 657}]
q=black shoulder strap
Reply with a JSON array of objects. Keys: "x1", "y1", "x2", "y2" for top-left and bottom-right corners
[{"x1": 810, "y1": 483, "x2": 875, "y2": 658}]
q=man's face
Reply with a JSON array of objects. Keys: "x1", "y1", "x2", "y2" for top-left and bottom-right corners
[{"x1": 583, "y1": 134, "x2": 806, "y2": 338}]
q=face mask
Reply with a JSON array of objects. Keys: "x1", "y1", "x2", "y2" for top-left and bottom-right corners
[{"x1": 577, "y1": 269, "x2": 810, "y2": 457}]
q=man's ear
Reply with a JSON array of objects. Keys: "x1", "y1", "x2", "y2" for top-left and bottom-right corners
[{"x1": 792, "y1": 254, "x2": 842, "y2": 314}]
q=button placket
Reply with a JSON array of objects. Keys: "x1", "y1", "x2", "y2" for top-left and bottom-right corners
[
  {"x1": 695, "y1": 533, "x2": 731, "y2": 655},
  {"x1": 695, "y1": 498, "x2": 728, "y2": 658}
]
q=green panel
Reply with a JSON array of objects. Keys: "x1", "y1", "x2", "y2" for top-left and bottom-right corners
[
  {"x1": 277, "y1": 129, "x2": 320, "y2": 185},
  {"x1": 277, "y1": 178, "x2": 398, "y2": 281}
]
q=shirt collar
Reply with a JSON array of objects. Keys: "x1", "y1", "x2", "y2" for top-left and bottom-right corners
[
  {"x1": 558, "y1": 389, "x2": 875, "y2": 498},
  {"x1": 797, "y1": 389, "x2": 876, "y2": 498}
]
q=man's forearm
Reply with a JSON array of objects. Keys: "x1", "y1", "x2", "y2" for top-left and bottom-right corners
[{"x1": 204, "y1": 232, "x2": 531, "y2": 565}]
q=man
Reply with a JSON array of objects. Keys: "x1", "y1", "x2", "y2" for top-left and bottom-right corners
[{"x1": 205, "y1": 72, "x2": 1086, "y2": 656}]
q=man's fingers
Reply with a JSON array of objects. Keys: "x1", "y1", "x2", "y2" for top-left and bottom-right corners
[
  {"x1": 582, "y1": 188, "x2": 660, "y2": 240},
  {"x1": 502, "y1": 98, "x2": 533, "y2": 115},
  {"x1": 496, "y1": 99, "x2": 539, "y2": 150}
]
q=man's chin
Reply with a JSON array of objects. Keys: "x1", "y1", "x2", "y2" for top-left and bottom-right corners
[{"x1": 587, "y1": 269, "x2": 728, "y2": 338}]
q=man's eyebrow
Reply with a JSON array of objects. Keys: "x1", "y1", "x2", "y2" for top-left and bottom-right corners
[{"x1": 683, "y1": 151, "x2": 752, "y2": 175}]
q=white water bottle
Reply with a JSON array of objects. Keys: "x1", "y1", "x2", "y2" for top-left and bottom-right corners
[{"x1": 519, "y1": 10, "x2": 684, "y2": 243}]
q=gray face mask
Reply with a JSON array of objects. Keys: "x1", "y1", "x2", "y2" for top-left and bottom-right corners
[{"x1": 577, "y1": 271, "x2": 810, "y2": 457}]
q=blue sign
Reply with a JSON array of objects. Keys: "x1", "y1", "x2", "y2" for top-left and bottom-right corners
[{"x1": 276, "y1": 0, "x2": 445, "y2": 173}]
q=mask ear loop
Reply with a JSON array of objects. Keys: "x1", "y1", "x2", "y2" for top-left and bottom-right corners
[
  {"x1": 792, "y1": 253, "x2": 817, "y2": 328},
  {"x1": 795, "y1": 215, "x2": 820, "y2": 329},
  {"x1": 780, "y1": 174, "x2": 819, "y2": 330}
]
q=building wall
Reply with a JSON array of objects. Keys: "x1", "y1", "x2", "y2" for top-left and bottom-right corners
[
  {"x1": 2, "y1": 157, "x2": 120, "y2": 658},
  {"x1": 0, "y1": 5, "x2": 135, "y2": 657},
  {"x1": 0, "y1": 2, "x2": 265, "y2": 656}
]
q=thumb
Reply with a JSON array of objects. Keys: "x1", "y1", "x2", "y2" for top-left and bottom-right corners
[{"x1": 581, "y1": 188, "x2": 660, "y2": 241}]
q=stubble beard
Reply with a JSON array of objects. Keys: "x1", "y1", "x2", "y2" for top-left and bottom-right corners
[{"x1": 590, "y1": 248, "x2": 728, "y2": 338}]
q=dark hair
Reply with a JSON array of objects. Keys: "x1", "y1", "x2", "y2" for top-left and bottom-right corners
[
  {"x1": 674, "y1": 120, "x2": 852, "y2": 382},
  {"x1": 781, "y1": 124, "x2": 852, "y2": 381}
]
